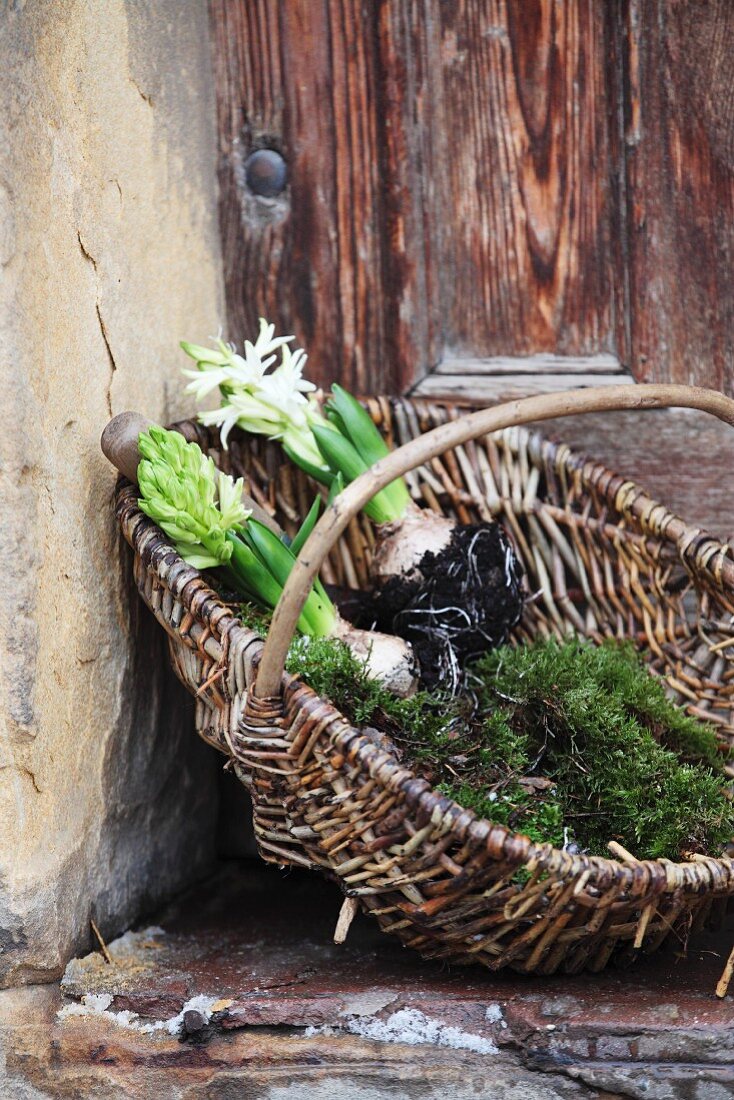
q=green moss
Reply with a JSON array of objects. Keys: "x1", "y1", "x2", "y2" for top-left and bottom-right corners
[
  {"x1": 286, "y1": 634, "x2": 456, "y2": 742},
  {"x1": 437, "y1": 780, "x2": 566, "y2": 849},
  {"x1": 237, "y1": 603, "x2": 733, "y2": 860},
  {"x1": 472, "y1": 638, "x2": 733, "y2": 859}
]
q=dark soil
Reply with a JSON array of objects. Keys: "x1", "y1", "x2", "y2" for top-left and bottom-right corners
[{"x1": 371, "y1": 522, "x2": 524, "y2": 691}]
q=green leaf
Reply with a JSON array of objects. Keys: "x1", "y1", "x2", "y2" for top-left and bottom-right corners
[
  {"x1": 283, "y1": 440, "x2": 334, "y2": 487},
  {"x1": 291, "y1": 495, "x2": 322, "y2": 557},
  {"x1": 301, "y1": 589, "x2": 339, "y2": 637},
  {"x1": 312, "y1": 575, "x2": 331, "y2": 605},
  {"x1": 325, "y1": 407, "x2": 349, "y2": 437},
  {"x1": 243, "y1": 521, "x2": 336, "y2": 636},
  {"x1": 244, "y1": 521, "x2": 298, "y2": 589},
  {"x1": 321, "y1": 389, "x2": 411, "y2": 521},
  {"x1": 226, "y1": 532, "x2": 284, "y2": 608},
  {"x1": 328, "y1": 385, "x2": 390, "y2": 466},
  {"x1": 312, "y1": 423, "x2": 369, "y2": 482},
  {"x1": 327, "y1": 471, "x2": 345, "y2": 507},
  {"x1": 376, "y1": 476, "x2": 412, "y2": 521},
  {"x1": 313, "y1": 425, "x2": 404, "y2": 524}
]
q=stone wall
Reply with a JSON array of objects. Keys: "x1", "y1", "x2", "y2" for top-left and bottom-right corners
[{"x1": 0, "y1": 0, "x2": 225, "y2": 985}]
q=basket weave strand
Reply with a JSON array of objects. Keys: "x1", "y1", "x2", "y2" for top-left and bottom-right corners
[{"x1": 115, "y1": 396, "x2": 734, "y2": 979}]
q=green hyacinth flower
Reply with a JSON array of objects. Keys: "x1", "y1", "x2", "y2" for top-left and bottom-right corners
[
  {"x1": 137, "y1": 425, "x2": 250, "y2": 570},
  {"x1": 137, "y1": 424, "x2": 337, "y2": 637}
]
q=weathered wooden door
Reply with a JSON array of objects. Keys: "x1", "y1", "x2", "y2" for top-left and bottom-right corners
[{"x1": 210, "y1": 0, "x2": 734, "y2": 527}]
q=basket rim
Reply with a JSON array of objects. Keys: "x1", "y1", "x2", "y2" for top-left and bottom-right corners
[{"x1": 115, "y1": 403, "x2": 734, "y2": 896}]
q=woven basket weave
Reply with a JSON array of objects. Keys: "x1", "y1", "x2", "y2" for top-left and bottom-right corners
[{"x1": 115, "y1": 393, "x2": 734, "y2": 979}]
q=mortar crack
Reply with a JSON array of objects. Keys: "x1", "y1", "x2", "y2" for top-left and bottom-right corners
[
  {"x1": 24, "y1": 767, "x2": 41, "y2": 794},
  {"x1": 77, "y1": 230, "x2": 97, "y2": 269},
  {"x1": 96, "y1": 303, "x2": 117, "y2": 418},
  {"x1": 129, "y1": 75, "x2": 153, "y2": 107},
  {"x1": 0, "y1": 764, "x2": 42, "y2": 794},
  {"x1": 78, "y1": 230, "x2": 116, "y2": 417}
]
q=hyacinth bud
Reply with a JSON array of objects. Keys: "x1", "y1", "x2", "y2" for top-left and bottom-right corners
[
  {"x1": 136, "y1": 421, "x2": 418, "y2": 696},
  {"x1": 137, "y1": 427, "x2": 250, "y2": 569},
  {"x1": 179, "y1": 340, "x2": 233, "y2": 368}
]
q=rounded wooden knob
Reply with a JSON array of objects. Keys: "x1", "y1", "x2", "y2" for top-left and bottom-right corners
[{"x1": 100, "y1": 411, "x2": 153, "y2": 483}]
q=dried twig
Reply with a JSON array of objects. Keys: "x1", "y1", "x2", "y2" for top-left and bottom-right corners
[
  {"x1": 90, "y1": 919, "x2": 113, "y2": 965},
  {"x1": 333, "y1": 897, "x2": 359, "y2": 944}
]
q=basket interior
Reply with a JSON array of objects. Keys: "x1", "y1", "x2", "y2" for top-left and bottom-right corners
[{"x1": 178, "y1": 399, "x2": 734, "y2": 752}]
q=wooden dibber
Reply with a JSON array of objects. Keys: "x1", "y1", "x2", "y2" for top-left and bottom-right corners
[{"x1": 100, "y1": 411, "x2": 283, "y2": 536}]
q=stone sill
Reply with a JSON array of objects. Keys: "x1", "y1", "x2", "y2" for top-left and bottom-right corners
[{"x1": 2, "y1": 860, "x2": 734, "y2": 1098}]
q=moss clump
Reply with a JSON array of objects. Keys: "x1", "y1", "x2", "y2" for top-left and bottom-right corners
[
  {"x1": 286, "y1": 634, "x2": 458, "y2": 743},
  {"x1": 471, "y1": 638, "x2": 733, "y2": 859},
  {"x1": 238, "y1": 603, "x2": 734, "y2": 860}
]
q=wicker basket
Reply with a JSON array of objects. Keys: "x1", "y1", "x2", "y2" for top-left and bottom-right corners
[{"x1": 115, "y1": 391, "x2": 734, "y2": 982}]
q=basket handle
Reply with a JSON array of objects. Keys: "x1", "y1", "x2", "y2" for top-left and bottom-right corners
[{"x1": 254, "y1": 383, "x2": 734, "y2": 698}]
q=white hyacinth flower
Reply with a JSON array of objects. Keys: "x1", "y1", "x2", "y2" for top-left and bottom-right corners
[
  {"x1": 182, "y1": 365, "x2": 238, "y2": 402},
  {"x1": 256, "y1": 348, "x2": 316, "y2": 429},
  {"x1": 250, "y1": 317, "x2": 295, "y2": 360},
  {"x1": 181, "y1": 319, "x2": 330, "y2": 462},
  {"x1": 182, "y1": 336, "x2": 267, "y2": 397},
  {"x1": 217, "y1": 469, "x2": 252, "y2": 530}
]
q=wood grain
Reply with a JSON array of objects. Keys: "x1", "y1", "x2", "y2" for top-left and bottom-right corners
[
  {"x1": 211, "y1": 1, "x2": 623, "y2": 392},
  {"x1": 373, "y1": 0, "x2": 444, "y2": 389},
  {"x1": 427, "y1": 352, "x2": 622, "y2": 375},
  {"x1": 434, "y1": 0, "x2": 619, "y2": 358},
  {"x1": 211, "y1": 2, "x2": 734, "y2": 395},
  {"x1": 622, "y1": 0, "x2": 734, "y2": 391},
  {"x1": 210, "y1": 0, "x2": 392, "y2": 392},
  {"x1": 210, "y1": 0, "x2": 453, "y2": 393},
  {"x1": 414, "y1": 370, "x2": 627, "y2": 401}
]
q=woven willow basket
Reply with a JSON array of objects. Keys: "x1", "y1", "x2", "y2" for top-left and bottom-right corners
[{"x1": 115, "y1": 389, "x2": 734, "y2": 982}]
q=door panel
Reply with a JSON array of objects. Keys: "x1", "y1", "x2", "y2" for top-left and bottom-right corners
[
  {"x1": 210, "y1": 0, "x2": 734, "y2": 398},
  {"x1": 211, "y1": 0, "x2": 390, "y2": 392},
  {"x1": 623, "y1": 0, "x2": 734, "y2": 392},
  {"x1": 211, "y1": 0, "x2": 622, "y2": 392},
  {"x1": 435, "y1": 1, "x2": 619, "y2": 361}
]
